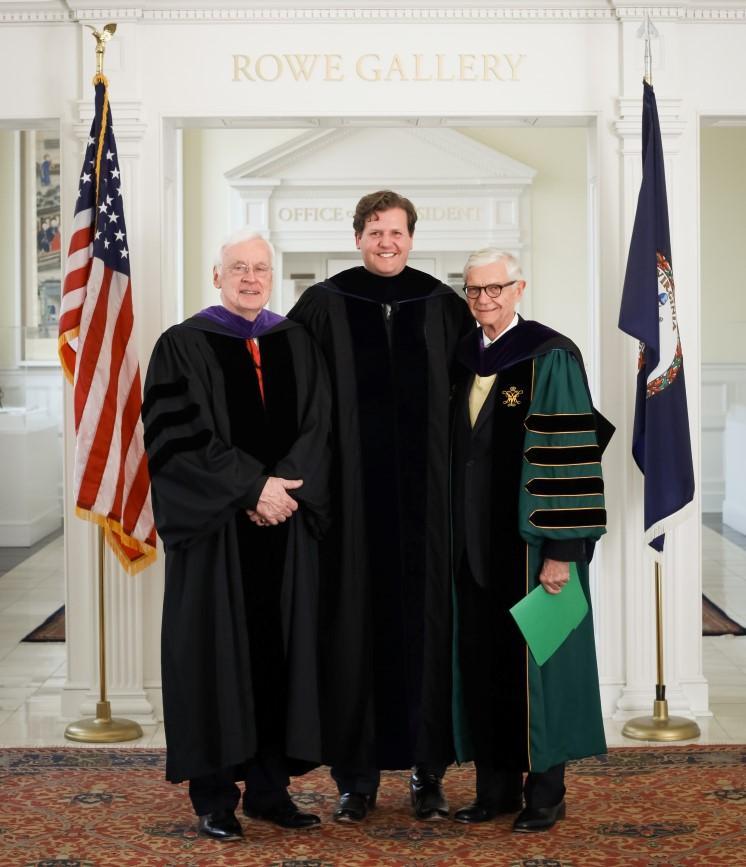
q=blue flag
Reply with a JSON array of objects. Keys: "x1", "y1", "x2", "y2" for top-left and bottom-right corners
[{"x1": 618, "y1": 81, "x2": 694, "y2": 552}]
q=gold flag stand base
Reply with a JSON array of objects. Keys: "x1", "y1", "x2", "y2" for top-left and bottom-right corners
[
  {"x1": 622, "y1": 699, "x2": 701, "y2": 742},
  {"x1": 65, "y1": 700, "x2": 143, "y2": 743},
  {"x1": 623, "y1": 561, "x2": 701, "y2": 743}
]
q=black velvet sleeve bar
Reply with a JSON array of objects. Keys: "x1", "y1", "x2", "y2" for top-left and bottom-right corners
[{"x1": 142, "y1": 325, "x2": 269, "y2": 549}]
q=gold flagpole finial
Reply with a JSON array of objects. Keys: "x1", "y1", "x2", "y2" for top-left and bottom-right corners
[{"x1": 86, "y1": 22, "x2": 117, "y2": 81}]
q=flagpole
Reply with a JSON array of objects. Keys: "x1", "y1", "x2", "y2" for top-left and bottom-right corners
[
  {"x1": 639, "y1": 11, "x2": 656, "y2": 86},
  {"x1": 621, "y1": 15, "x2": 699, "y2": 743},
  {"x1": 65, "y1": 23, "x2": 142, "y2": 744},
  {"x1": 622, "y1": 560, "x2": 700, "y2": 741},
  {"x1": 65, "y1": 526, "x2": 143, "y2": 742}
]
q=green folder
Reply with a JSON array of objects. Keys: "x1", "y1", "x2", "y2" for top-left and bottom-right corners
[{"x1": 509, "y1": 562, "x2": 588, "y2": 666}]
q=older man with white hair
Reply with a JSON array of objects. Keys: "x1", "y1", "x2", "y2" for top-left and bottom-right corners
[
  {"x1": 142, "y1": 228, "x2": 331, "y2": 840},
  {"x1": 450, "y1": 248, "x2": 613, "y2": 833}
]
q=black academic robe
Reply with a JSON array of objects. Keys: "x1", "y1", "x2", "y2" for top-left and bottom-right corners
[
  {"x1": 452, "y1": 319, "x2": 613, "y2": 773},
  {"x1": 289, "y1": 266, "x2": 473, "y2": 770},
  {"x1": 142, "y1": 314, "x2": 331, "y2": 784}
]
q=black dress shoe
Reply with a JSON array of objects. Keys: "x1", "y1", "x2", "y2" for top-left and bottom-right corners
[
  {"x1": 454, "y1": 796, "x2": 523, "y2": 823},
  {"x1": 512, "y1": 800, "x2": 566, "y2": 833},
  {"x1": 197, "y1": 809, "x2": 243, "y2": 840},
  {"x1": 243, "y1": 799, "x2": 320, "y2": 829},
  {"x1": 333, "y1": 791, "x2": 376, "y2": 823},
  {"x1": 410, "y1": 770, "x2": 449, "y2": 821}
]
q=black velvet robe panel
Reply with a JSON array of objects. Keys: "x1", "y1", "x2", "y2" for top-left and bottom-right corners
[
  {"x1": 289, "y1": 266, "x2": 473, "y2": 770},
  {"x1": 142, "y1": 316, "x2": 331, "y2": 783},
  {"x1": 452, "y1": 357, "x2": 535, "y2": 768}
]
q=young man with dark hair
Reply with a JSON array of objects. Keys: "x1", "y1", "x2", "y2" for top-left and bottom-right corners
[{"x1": 289, "y1": 190, "x2": 472, "y2": 823}]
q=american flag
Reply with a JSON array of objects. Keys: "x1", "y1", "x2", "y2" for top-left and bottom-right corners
[{"x1": 58, "y1": 77, "x2": 156, "y2": 574}]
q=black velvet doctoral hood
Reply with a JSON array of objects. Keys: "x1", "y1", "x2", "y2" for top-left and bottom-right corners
[
  {"x1": 458, "y1": 317, "x2": 579, "y2": 376},
  {"x1": 324, "y1": 265, "x2": 456, "y2": 305},
  {"x1": 458, "y1": 318, "x2": 615, "y2": 454}
]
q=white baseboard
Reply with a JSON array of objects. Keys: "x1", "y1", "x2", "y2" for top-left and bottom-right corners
[
  {"x1": 145, "y1": 686, "x2": 163, "y2": 722},
  {"x1": 0, "y1": 509, "x2": 61, "y2": 546},
  {"x1": 600, "y1": 680, "x2": 624, "y2": 719},
  {"x1": 611, "y1": 685, "x2": 704, "y2": 720},
  {"x1": 61, "y1": 685, "x2": 158, "y2": 726},
  {"x1": 679, "y1": 677, "x2": 711, "y2": 716}
]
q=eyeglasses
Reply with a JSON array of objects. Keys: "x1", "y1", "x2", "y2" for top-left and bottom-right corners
[
  {"x1": 226, "y1": 262, "x2": 272, "y2": 277},
  {"x1": 462, "y1": 281, "x2": 517, "y2": 299}
]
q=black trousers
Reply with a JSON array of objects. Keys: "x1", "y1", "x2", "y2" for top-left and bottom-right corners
[
  {"x1": 474, "y1": 761, "x2": 565, "y2": 809},
  {"x1": 331, "y1": 763, "x2": 447, "y2": 797},
  {"x1": 187, "y1": 515, "x2": 295, "y2": 818},
  {"x1": 455, "y1": 555, "x2": 530, "y2": 770},
  {"x1": 188, "y1": 754, "x2": 290, "y2": 817}
]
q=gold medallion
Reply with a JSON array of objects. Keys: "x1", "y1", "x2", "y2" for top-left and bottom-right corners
[{"x1": 501, "y1": 385, "x2": 524, "y2": 407}]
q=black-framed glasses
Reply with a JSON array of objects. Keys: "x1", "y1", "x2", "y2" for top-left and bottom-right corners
[{"x1": 462, "y1": 281, "x2": 517, "y2": 299}]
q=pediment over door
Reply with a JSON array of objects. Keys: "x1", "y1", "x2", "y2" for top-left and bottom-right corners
[{"x1": 225, "y1": 126, "x2": 536, "y2": 254}]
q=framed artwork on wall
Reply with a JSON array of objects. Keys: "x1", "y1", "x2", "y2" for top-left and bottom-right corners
[{"x1": 23, "y1": 130, "x2": 61, "y2": 361}]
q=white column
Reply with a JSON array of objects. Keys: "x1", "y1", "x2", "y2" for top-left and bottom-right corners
[{"x1": 590, "y1": 113, "x2": 627, "y2": 718}]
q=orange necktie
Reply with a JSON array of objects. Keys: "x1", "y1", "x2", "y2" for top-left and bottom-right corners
[{"x1": 246, "y1": 338, "x2": 265, "y2": 404}]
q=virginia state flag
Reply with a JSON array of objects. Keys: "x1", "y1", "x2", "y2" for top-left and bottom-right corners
[{"x1": 618, "y1": 80, "x2": 694, "y2": 552}]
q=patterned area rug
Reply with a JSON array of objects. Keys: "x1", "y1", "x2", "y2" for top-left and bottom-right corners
[
  {"x1": 21, "y1": 606, "x2": 65, "y2": 642},
  {"x1": 702, "y1": 595, "x2": 746, "y2": 636},
  {"x1": 1, "y1": 746, "x2": 745, "y2": 866}
]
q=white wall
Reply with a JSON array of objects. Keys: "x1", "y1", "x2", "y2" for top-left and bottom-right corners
[
  {"x1": 460, "y1": 127, "x2": 588, "y2": 358},
  {"x1": 183, "y1": 128, "x2": 304, "y2": 316},
  {"x1": 699, "y1": 127, "x2": 746, "y2": 512},
  {"x1": 700, "y1": 127, "x2": 746, "y2": 366},
  {"x1": 702, "y1": 365, "x2": 746, "y2": 512},
  {"x1": 183, "y1": 125, "x2": 589, "y2": 357}
]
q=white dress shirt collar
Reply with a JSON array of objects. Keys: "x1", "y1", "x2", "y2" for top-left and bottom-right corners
[{"x1": 482, "y1": 313, "x2": 519, "y2": 348}]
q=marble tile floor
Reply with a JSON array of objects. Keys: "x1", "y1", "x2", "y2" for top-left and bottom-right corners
[
  {"x1": 0, "y1": 527, "x2": 63, "y2": 579},
  {"x1": 0, "y1": 525, "x2": 744, "y2": 749}
]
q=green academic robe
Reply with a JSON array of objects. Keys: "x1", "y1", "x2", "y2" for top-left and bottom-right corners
[{"x1": 452, "y1": 322, "x2": 610, "y2": 774}]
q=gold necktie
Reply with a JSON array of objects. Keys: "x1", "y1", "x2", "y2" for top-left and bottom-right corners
[{"x1": 468, "y1": 373, "x2": 497, "y2": 427}]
